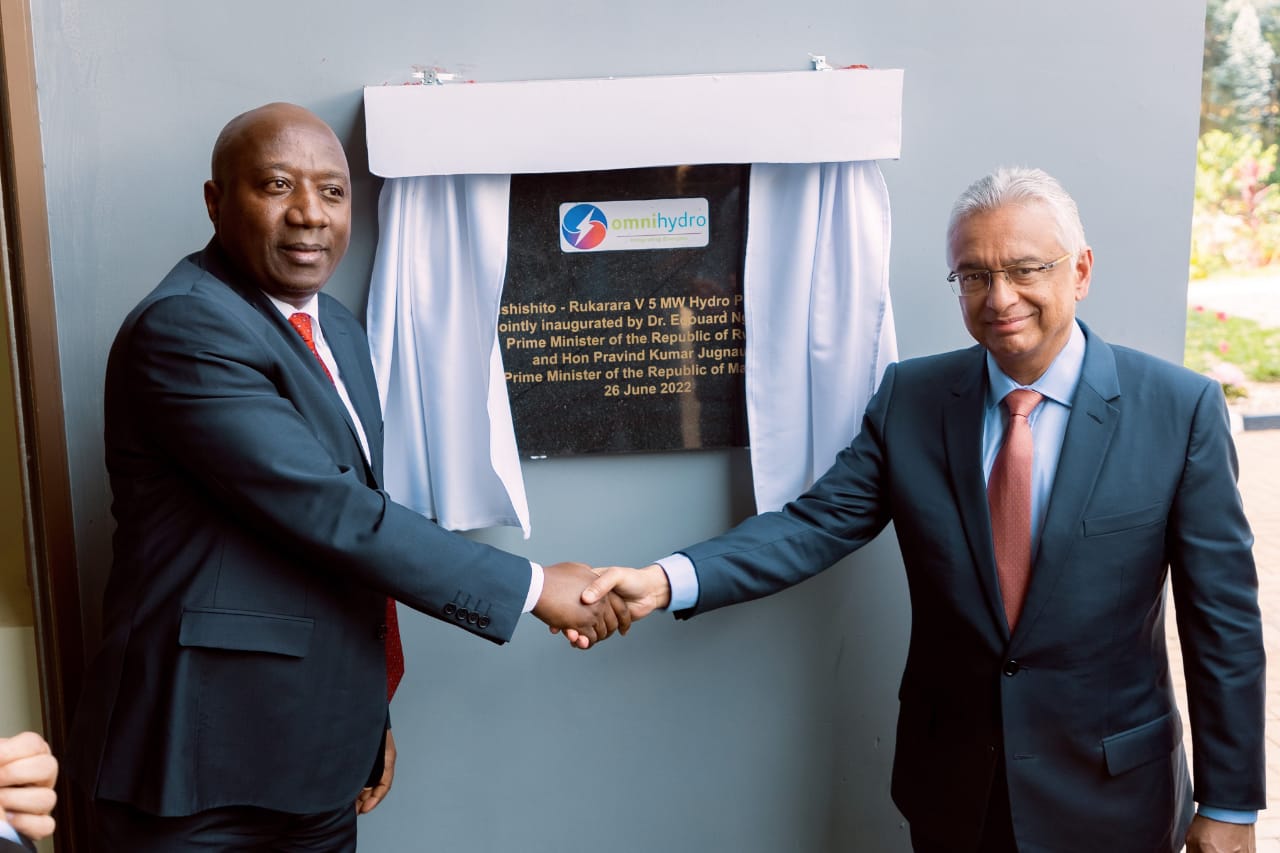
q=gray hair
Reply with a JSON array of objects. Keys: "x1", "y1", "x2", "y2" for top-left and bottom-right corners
[{"x1": 946, "y1": 167, "x2": 1087, "y2": 257}]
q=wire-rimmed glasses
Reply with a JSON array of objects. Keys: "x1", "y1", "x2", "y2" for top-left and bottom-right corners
[{"x1": 947, "y1": 252, "x2": 1073, "y2": 296}]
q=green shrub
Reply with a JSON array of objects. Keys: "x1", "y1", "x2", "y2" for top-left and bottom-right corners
[{"x1": 1185, "y1": 305, "x2": 1280, "y2": 381}]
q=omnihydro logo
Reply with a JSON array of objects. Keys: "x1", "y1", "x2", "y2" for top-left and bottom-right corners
[
  {"x1": 560, "y1": 203, "x2": 609, "y2": 250},
  {"x1": 559, "y1": 198, "x2": 710, "y2": 253}
]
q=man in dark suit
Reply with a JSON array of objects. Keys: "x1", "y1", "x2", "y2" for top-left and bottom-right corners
[
  {"x1": 0, "y1": 732, "x2": 57, "y2": 851},
  {"x1": 583, "y1": 168, "x2": 1265, "y2": 852},
  {"x1": 67, "y1": 102, "x2": 625, "y2": 851}
]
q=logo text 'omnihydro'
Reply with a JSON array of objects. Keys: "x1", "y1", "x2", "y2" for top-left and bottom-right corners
[{"x1": 611, "y1": 211, "x2": 708, "y2": 234}]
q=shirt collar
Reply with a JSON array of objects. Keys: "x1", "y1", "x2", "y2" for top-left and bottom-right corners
[
  {"x1": 266, "y1": 292, "x2": 321, "y2": 324},
  {"x1": 985, "y1": 320, "x2": 1086, "y2": 409}
]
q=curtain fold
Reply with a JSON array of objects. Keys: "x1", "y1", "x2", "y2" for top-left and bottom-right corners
[
  {"x1": 744, "y1": 161, "x2": 896, "y2": 512},
  {"x1": 367, "y1": 174, "x2": 530, "y2": 535}
]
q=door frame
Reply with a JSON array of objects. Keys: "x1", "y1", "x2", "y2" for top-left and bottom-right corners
[{"x1": 0, "y1": 0, "x2": 88, "y2": 848}]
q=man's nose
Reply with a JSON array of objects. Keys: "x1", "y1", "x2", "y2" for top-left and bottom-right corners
[
  {"x1": 985, "y1": 271, "x2": 1019, "y2": 310},
  {"x1": 286, "y1": 188, "x2": 327, "y2": 227}
]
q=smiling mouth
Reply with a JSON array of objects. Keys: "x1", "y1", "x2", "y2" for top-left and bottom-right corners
[{"x1": 280, "y1": 244, "x2": 327, "y2": 263}]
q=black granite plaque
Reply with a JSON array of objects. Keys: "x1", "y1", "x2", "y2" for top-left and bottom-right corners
[{"x1": 501, "y1": 165, "x2": 749, "y2": 457}]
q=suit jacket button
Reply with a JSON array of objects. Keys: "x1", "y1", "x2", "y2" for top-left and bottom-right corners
[
  {"x1": 467, "y1": 612, "x2": 479, "y2": 625},
  {"x1": 456, "y1": 607, "x2": 469, "y2": 621},
  {"x1": 1002, "y1": 660, "x2": 1021, "y2": 676},
  {"x1": 477, "y1": 616, "x2": 491, "y2": 629},
  {"x1": 443, "y1": 603, "x2": 457, "y2": 617}
]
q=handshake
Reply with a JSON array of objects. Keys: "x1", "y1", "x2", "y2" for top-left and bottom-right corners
[{"x1": 530, "y1": 561, "x2": 672, "y2": 649}]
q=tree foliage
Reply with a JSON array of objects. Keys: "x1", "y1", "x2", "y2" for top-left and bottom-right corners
[
  {"x1": 1203, "y1": 0, "x2": 1279, "y2": 141},
  {"x1": 1195, "y1": 0, "x2": 1280, "y2": 274}
]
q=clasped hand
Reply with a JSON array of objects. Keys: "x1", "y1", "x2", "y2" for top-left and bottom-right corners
[
  {"x1": 534, "y1": 563, "x2": 672, "y2": 649},
  {"x1": 533, "y1": 562, "x2": 632, "y2": 649}
]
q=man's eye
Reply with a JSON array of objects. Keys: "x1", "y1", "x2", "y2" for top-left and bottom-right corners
[
  {"x1": 323, "y1": 186, "x2": 346, "y2": 198},
  {"x1": 266, "y1": 178, "x2": 290, "y2": 191},
  {"x1": 1012, "y1": 266, "x2": 1039, "y2": 276},
  {"x1": 960, "y1": 272, "x2": 985, "y2": 284}
]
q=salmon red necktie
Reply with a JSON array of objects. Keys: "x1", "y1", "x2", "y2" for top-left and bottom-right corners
[
  {"x1": 988, "y1": 388, "x2": 1043, "y2": 631},
  {"x1": 289, "y1": 312, "x2": 405, "y2": 700}
]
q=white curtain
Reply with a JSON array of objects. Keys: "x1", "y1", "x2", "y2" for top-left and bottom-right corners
[
  {"x1": 366, "y1": 174, "x2": 531, "y2": 535},
  {"x1": 743, "y1": 161, "x2": 896, "y2": 511},
  {"x1": 367, "y1": 162, "x2": 895, "y2": 531}
]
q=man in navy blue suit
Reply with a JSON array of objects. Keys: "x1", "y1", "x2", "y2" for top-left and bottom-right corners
[
  {"x1": 67, "y1": 102, "x2": 626, "y2": 852},
  {"x1": 585, "y1": 168, "x2": 1265, "y2": 853},
  {"x1": 0, "y1": 732, "x2": 56, "y2": 851}
]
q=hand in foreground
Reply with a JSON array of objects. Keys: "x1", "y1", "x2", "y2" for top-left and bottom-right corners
[
  {"x1": 534, "y1": 561, "x2": 630, "y2": 649},
  {"x1": 581, "y1": 564, "x2": 672, "y2": 624},
  {"x1": 1185, "y1": 814, "x2": 1255, "y2": 852},
  {"x1": 0, "y1": 731, "x2": 58, "y2": 841},
  {"x1": 355, "y1": 729, "x2": 396, "y2": 815}
]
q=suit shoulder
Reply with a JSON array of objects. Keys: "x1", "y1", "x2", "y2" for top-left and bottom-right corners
[
  {"x1": 114, "y1": 254, "x2": 270, "y2": 357},
  {"x1": 120, "y1": 253, "x2": 241, "y2": 323},
  {"x1": 124, "y1": 253, "x2": 205, "y2": 311}
]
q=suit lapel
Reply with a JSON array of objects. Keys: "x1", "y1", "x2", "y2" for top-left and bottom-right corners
[
  {"x1": 250, "y1": 294, "x2": 361, "y2": 444},
  {"x1": 319, "y1": 303, "x2": 384, "y2": 481},
  {"x1": 197, "y1": 244, "x2": 381, "y2": 479},
  {"x1": 262, "y1": 299, "x2": 380, "y2": 482},
  {"x1": 942, "y1": 349, "x2": 1010, "y2": 639},
  {"x1": 1012, "y1": 325, "x2": 1121, "y2": 642}
]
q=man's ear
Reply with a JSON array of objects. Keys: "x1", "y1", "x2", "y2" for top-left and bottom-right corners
[
  {"x1": 1073, "y1": 246, "x2": 1094, "y2": 302},
  {"x1": 203, "y1": 180, "x2": 221, "y2": 228}
]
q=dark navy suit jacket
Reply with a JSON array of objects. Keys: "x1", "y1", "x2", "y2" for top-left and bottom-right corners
[
  {"x1": 678, "y1": 324, "x2": 1264, "y2": 852},
  {"x1": 68, "y1": 245, "x2": 532, "y2": 816}
]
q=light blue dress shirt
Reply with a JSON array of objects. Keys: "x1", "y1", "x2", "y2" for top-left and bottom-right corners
[
  {"x1": 981, "y1": 321, "x2": 1085, "y2": 555},
  {"x1": 657, "y1": 321, "x2": 1252, "y2": 825}
]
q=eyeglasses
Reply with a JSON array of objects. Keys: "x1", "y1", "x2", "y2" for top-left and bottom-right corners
[{"x1": 947, "y1": 252, "x2": 1073, "y2": 296}]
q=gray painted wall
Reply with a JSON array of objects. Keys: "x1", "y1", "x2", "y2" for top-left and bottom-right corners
[{"x1": 30, "y1": 1, "x2": 1206, "y2": 850}]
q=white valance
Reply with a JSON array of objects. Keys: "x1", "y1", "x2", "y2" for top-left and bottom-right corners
[{"x1": 365, "y1": 68, "x2": 903, "y2": 177}]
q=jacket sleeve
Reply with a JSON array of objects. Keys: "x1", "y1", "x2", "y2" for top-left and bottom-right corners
[
  {"x1": 1167, "y1": 379, "x2": 1266, "y2": 809},
  {"x1": 119, "y1": 289, "x2": 532, "y2": 642},
  {"x1": 679, "y1": 362, "x2": 897, "y2": 616}
]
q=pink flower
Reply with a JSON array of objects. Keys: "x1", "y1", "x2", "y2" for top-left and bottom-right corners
[
  {"x1": 1195, "y1": 305, "x2": 1205, "y2": 312},
  {"x1": 1217, "y1": 311, "x2": 1229, "y2": 321},
  {"x1": 1218, "y1": 341, "x2": 1230, "y2": 353}
]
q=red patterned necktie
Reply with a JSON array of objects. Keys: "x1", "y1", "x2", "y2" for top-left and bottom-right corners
[
  {"x1": 988, "y1": 388, "x2": 1043, "y2": 631},
  {"x1": 289, "y1": 312, "x2": 405, "y2": 700}
]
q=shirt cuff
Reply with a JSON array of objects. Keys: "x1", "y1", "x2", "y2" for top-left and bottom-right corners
[
  {"x1": 523, "y1": 561, "x2": 544, "y2": 613},
  {"x1": 0, "y1": 819, "x2": 21, "y2": 844},
  {"x1": 656, "y1": 553, "x2": 698, "y2": 611},
  {"x1": 1197, "y1": 806, "x2": 1256, "y2": 824}
]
